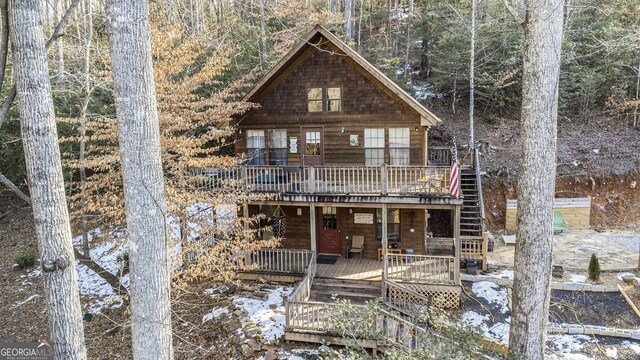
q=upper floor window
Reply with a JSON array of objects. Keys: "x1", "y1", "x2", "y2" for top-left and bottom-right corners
[
  {"x1": 307, "y1": 88, "x2": 323, "y2": 112},
  {"x1": 326, "y1": 87, "x2": 342, "y2": 112},
  {"x1": 307, "y1": 87, "x2": 342, "y2": 113},
  {"x1": 389, "y1": 128, "x2": 410, "y2": 165},
  {"x1": 364, "y1": 128, "x2": 384, "y2": 166},
  {"x1": 246, "y1": 130, "x2": 265, "y2": 165},
  {"x1": 268, "y1": 129, "x2": 288, "y2": 166}
]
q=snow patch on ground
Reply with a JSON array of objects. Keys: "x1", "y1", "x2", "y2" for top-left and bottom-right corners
[
  {"x1": 72, "y1": 228, "x2": 128, "y2": 313},
  {"x1": 471, "y1": 281, "x2": 509, "y2": 314},
  {"x1": 202, "y1": 307, "x2": 230, "y2": 323},
  {"x1": 493, "y1": 269, "x2": 514, "y2": 282},
  {"x1": 12, "y1": 294, "x2": 38, "y2": 308},
  {"x1": 549, "y1": 334, "x2": 591, "y2": 354},
  {"x1": 462, "y1": 311, "x2": 489, "y2": 332},
  {"x1": 605, "y1": 347, "x2": 618, "y2": 359},
  {"x1": 568, "y1": 274, "x2": 587, "y2": 283},
  {"x1": 617, "y1": 272, "x2": 640, "y2": 284},
  {"x1": 234, "y1": 286, "x2": 291, "y2": 343},
  {"x1": 621, "y1": 340, "x2": 640, "y2": 354}
]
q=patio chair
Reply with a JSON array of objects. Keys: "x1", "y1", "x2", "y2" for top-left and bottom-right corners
[
  {"x1": 348, "y1": 235, "x2": 365, "y2": 259},
  {"x1": 553, "y1": 210, "x2": 568, "y2": 234}
]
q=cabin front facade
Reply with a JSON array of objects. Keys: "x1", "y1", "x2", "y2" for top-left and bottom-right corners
[{"x1": 207, "y1": 25, "x2": 488, "y2": 350}]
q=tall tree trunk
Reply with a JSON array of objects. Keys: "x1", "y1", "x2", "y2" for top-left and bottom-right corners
[
  {"x1": 79, "y1": 0, "x2": 93, "y2": 256},
  {"x1": 53, "y1": 0, "x2": 65, "y2": 88},
  {"x1": 469, "y1": 0, "x2": 475, "y2": 149},
  {"x1": 105, "y1": 1, "x2": 174, "y2": 359},
  {"x1": 509, "y1": 1, "x2": 564, "y2": 359},
  {"x1": 344, "y1": 0, "x2": 354, "y2": 41},
  {"x1": 9, "y1": 0, "x2": 86, "y2": 358},
  {"x1": 259, "y1": 0, "x2": 266, "y2": 66}
]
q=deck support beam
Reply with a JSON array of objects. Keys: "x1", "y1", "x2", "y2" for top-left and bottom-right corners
[
  {"x1": 310, "y1": 204, "x2": 317, "y2": 253},
  {"x1": 381, "y1": 203, "x2": 388, "y2": 300}
]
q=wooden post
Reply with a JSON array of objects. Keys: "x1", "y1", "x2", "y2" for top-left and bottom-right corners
[
  {"x1": 380, "y1": 164, "x2": 388, "y2": 195},
  {"x1": 243, "y1": 203, "x2": 250, "y2": 266},
  {"x1": 453, "y1": 205, "x2": 461, "y2": 284},
  {"x1": 381, "y1": 204, "x2": 388, "y2": 299},
  {"x1": 310, "y1": 204, "x2": 317, "y2": 253},
  {"x1": 482, "y1": 231, "x2": 489, "y2": 271},
  {"x1": 309, "y1": 166, "x2": 316, "y2": 194},
  {"x1": 241, "y1": 166, "x2": 248, "y2": 190}
]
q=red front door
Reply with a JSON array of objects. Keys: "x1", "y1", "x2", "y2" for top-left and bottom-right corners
[{"x1": 318, "y1": 207, "x2": 341, "y2": 254}]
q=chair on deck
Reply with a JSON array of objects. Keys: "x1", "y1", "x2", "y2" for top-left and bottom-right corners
[
  {"x1": 348, "y1": 235, "x2": 365, "y2": 259},
  {"x1": 554, "y1": 210, "x2": 568, "y2": 234}
]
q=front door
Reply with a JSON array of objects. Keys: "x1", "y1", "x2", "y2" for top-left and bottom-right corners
[
  {"x1": 318, "y1": 207, "x2": 341, "y2": 254},
  {"x1": 301, "y1": 127, "x2": 323, "y2": 166}
]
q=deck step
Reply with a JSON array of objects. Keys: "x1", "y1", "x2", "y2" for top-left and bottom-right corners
[{"x1": 311, "y1": 278, "x2": 381, "y2": 300}]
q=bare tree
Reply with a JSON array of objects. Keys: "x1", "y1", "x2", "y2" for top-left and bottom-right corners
[
  {"x1": 9, "y1": 0, "x2": 86, "y2": 358},
  {"x1": 508, "y1": 0, "x2": 564, "y2": 358},
  {"x1": 344, "y1": 0, "x2": 354, "y2": 40},
  {"x1": 105, "y1": 0, "x2": 174, "y2": 359}
]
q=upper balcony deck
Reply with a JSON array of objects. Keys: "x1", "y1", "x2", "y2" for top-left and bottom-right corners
[{"x1": 197, "y1": 164, "x2": 455, "y2": 200}]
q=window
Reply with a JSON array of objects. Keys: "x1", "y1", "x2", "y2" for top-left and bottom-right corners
[
  {"x1": 364, "y1": 128, "x2": 385, "y2": 166},
  {"x1": 389, "y1": 128, "x2": 410, "y2": 165},
  {"x1": 305, "y1": 131, "x2": 321, "y2": 155},
  {"x1": 322, "y1": 207, "x2": 337, "y2": 230},
  {"x1": 268, "y1": 129, "x2": 288, "y2": 165},
  {"x1": 246, "y1": 130, "x2": 265, "y2": 165},
  {"x1": 307, "y1": 87, "x2": 342, "y2": 112},
  {"x1": 326, "y1": 87, "x2": 342, "y2": 112},
  {"x1": 307, "y1": 88, "x2": 323, "y2": 112},
  {"x1": 376, "y1": 208, "x2": 401, "y2": 243}
]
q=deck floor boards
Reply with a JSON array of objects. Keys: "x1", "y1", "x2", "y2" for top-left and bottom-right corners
[{"x1": 316, "y1": 257, "x2": 384, "y2": 281}]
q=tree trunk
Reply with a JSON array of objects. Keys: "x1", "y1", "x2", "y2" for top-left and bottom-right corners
[
  {"x1": 344, "y1": 0, "x2": 354, "y2": 41},
  {"x1": 105, "y1": 1, "x2": 174, "y2": 359},
  {"x1": 509, "y1": 1, "x2": 564, "y2": 359},
  {"x1": 469, "y1": 0, "x2": 475, "y2": 149},
  {"x1": 53, "y1": 0, "x2": 65, "y2": 88},
  {"x1": 9, "y1": 0, "x2": 86, "y2": 358},
  {"x1": 79, "y1": 0, "x2": 93, "y2": 256}
]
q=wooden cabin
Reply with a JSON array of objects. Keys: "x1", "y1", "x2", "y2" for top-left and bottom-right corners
[{"x1": 208, "y1": 25, "x2": 488, "y2": 349}]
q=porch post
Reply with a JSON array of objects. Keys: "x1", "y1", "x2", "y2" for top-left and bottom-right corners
[
  {"x1": 381, "y1": 203, "x2": 388, "y2": 299},
  {"x1": 310, "y1": 204, "x2": 317, "y2": 253},
  {"x1": 243, "y1": 203, "x2": 250, "y2": 266},
  {"x1": 453, "y1": 204, "x2": 461, "y2": 284}
]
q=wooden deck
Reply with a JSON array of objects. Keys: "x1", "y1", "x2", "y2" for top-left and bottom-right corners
[
  {"x1": 316, "y1": 257, "x2": 384, "y2": 281},
  {"x1": 316, "y1": 255, "x2": 458, "y2": 284}
]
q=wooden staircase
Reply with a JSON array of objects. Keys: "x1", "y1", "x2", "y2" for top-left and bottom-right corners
[
  {"x1": 310, "y1": 278, "x2": 381, "y2": 303},
  {"x1": 460, "y1": 165, "x2": 486, "y2": 267}
]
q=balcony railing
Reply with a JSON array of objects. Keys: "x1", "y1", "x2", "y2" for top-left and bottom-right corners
[{"x1": 195, "y1": 164, "x2": 452, "y2": 196}]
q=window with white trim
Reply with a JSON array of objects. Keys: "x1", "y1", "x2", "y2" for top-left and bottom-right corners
[
  {"x1": 389, "y1": 128, "x2": 410, "y2": 165},
  {"x1": 246, "y1": 130, "x2": 265, "y2": 165},
  {"x1": 268, "y1": 129, "x2": 288, "y2": 165},
  {"x1": 364, "y1": 128, "x2": 385, "y2": 166}
]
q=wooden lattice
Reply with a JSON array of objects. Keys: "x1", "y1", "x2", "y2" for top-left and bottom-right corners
[{"x1": 393, "y1": 283, "x2": 461, "y2": 310}]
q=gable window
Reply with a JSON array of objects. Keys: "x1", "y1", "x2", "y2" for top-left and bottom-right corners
[
  {"x1": 326, "y1": 87, "x2": 341, "y2": 112},
  {"x1": 268, "y1": 130, "x2": 288, "y2": 166},
  {"x1": 389, "y1": 128, "x2": 410, "y2": 165},
  {"x1": 364, "y1": 128, "x2": 385, "y2": 166},
  {"x1": 307, "y1": 87, "x2": 342, "y2": 112},
  {"x1": 307, "y1": 88, "x2": 323, "y2": 112},
  {"x1": 376, "y1": 208, "x2": 401, "y2": 243},
  {"x1": 246, "y1": 130, "x2": 265, "y2": 165}
]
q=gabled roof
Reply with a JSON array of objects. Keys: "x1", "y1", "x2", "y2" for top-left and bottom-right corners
[{"x1": 242, "y1": 24, "x2": 441, "y2": 126}]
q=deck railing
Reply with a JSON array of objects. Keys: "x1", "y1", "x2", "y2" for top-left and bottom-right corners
[
  {"x1": 460, "y1": 237, "x2": 484, "y2": 259},
  {"x1": 196, "y1": 164, "x2": 451, "y2": 196},
  {"x1": 246, "y1": 248, "x2": 314, "y2": 274},
  {"x1": 285, "y1": 299, "x2": 431, "y2": 352},
  {"x1": 386, "y1": 254, "x2": 458, "y2": 285}
]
